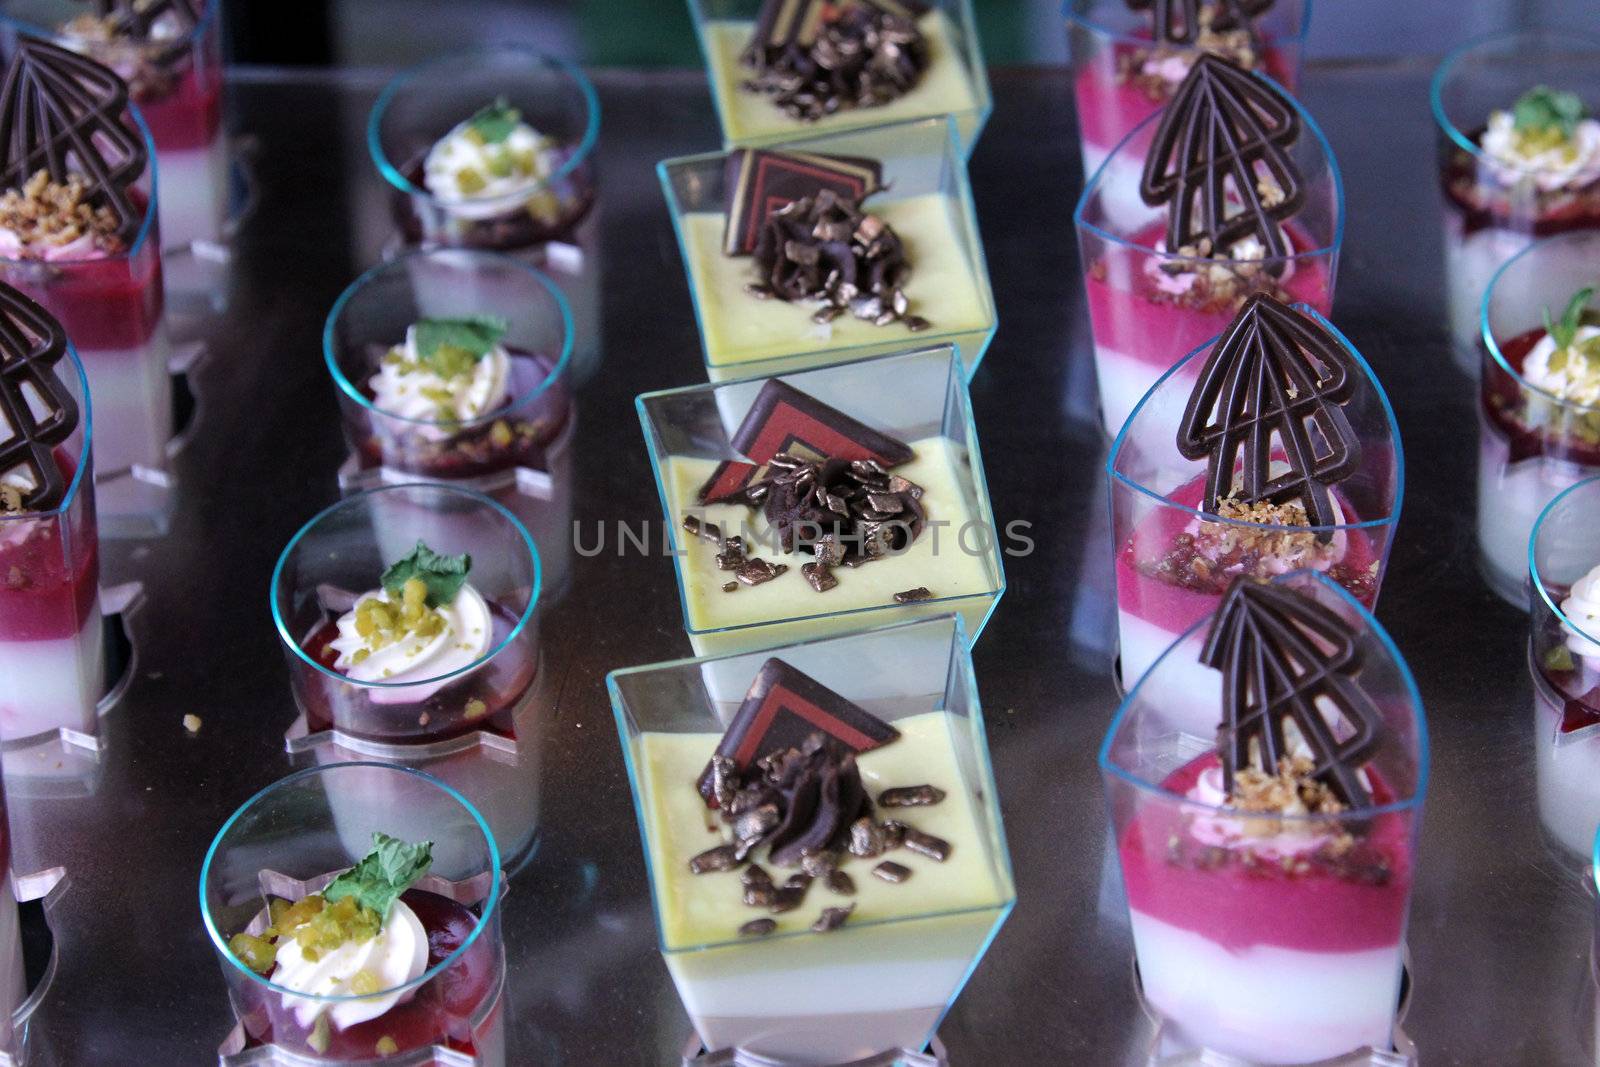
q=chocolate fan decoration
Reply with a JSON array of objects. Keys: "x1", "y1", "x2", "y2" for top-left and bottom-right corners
[
  {"x1": 1201, "y1": 579, "x2": 1383, "y2": 807},
  {"x1": 0, "y1": 36, "x2": 146, "y2": 243},
  {"x1": 0, "y1": 281, "x2": 79, "y2": 512},
  {"x1": 1138, "y1": 52, "x2": 1303, "y2": 259},
  {"x1": 1125, "y1": 0, "x2": 1273, "y2": 44},
  {"x1": 1177, "y1": 293, "x2": 1362, "y2": 533}
]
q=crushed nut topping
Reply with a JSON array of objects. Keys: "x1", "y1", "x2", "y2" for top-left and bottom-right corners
[
  {"x1": 1117, "y1": 7, "x2": 1260, "y2": 104},
  {"x1": 1229, "y1": 755, "x2": 1347, "y2": 819},
  {"x1": 0, "y1": 170, "x2": 127, "y2": 255}
]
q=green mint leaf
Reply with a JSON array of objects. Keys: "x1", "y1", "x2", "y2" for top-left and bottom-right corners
[
  {"x1": 1546, "y1": 286, "x2": 1597, "y2": 350},
  {"x1": 323, "y1": 833, "x2": 433, "y2": 922},
  {"x1": 1513, "y1": 85, "x2": 1587, "y2": 140},
  {"x1": 467, "y1": 97, "x2": 522, "y2": 144},
  {"x1": 380, "y1": 539, "x2": 472, "y2": 607},
  {"x1": 414, "y1": 316, "x2": 507, "y2": 362}
]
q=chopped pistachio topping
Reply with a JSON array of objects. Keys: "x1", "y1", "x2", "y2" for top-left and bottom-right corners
[
  {"x1": 376, "y1": 1035, "x2": 400, "y2": 1056},
  {"x1": 1546, "y1": 644, "x2": 1577, "y2": 672},
  {"x1": 352, "y1": 578, "x2": 446, "y2": 656},
  {"x1": 466, "y1": 98, "x2": 522, "y2": 143}
]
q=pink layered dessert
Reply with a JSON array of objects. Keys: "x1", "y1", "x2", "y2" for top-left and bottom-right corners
[{"x1": 1121, "y1": 753, "x2": 1411, "y2": 1063}]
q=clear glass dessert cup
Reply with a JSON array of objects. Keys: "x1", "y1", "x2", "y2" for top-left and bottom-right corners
[
  {"x1": 1478, "y1": 232, "x2": 1600, "y2": 605},
  {"x1": 1528, "y1": 476, "x2": 1600, "y2": 857},
  {"x1": 1064, "y1": 0, "x2": 1311, "y2": 212},
  {"x1": 637, "y1": 343, "x2": 1005, "y2": 658},
  {"x1": 1100, "y1": 569, "x2": 1428, "y2": 1065},
  {"x1": 368, "y1": 46, "x2": 602, "y2": 383},
  {"x1": 0, "y1": 336, "x2": 104, "y2": 747},
  {"x1": 687, "y1": 0, "x2": 992, "y2": 156},
  {"x1": 0, "y1": 105, "x2": 175, "y2": 537},
  {"x1": 202, "y1": 763, "x2": 506, "y2": 1065},
  {"x1": 658, "y1": 115, "x2": 997, "y2": 384},
  {"x1": 1431, "y1": 29, "x2": 1600, "y2": 361},
  {"x1": 1075, "y1": 77, "x2": 1343, "y2": 437},
  {"x1": 608, "y1": 613, "x2": 1015, "y2": 1064},
  {"x1": 1106, "y1": 307, "x2": 1402, "y2": 697},
  {"x1": 324, "y1": 248, "x2": 577, "y2": 602},
  {"x1": 0, "y1": 0, "x2": 228, "y2": 252}
]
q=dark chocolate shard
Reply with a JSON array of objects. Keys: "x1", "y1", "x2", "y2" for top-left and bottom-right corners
[
  {"x1": 723, "y1": 148, "x2": 883, "y2": 256},
  {"x1": 811, "y1": 904, "x2": 854, "y2": 933},
  {"x1": 893, "y1": 587, "x2": 933, "y2": 604},
  {"x1": 1200, "y1": 579, "x2": 1385, "y2": 807},
  {"x1": 873, "y1": 860, "x2": 913, "y2": 883},
  {"x1": 0, "y1": 36, "x2": 147, "y2": 243},
  {"x1": 739, "y1": 917, "x2": 777, "y2": 937},
  {"x1": 697, "y1": 658, "x2": 899, "y2": 804},
  {"x1": 893, "y1": 822, "x2": 951, "y2": 862},
  {"x1": 847, "y1": 816, "x2": 887, "y2": 858},
  {"x1": 802, "y1": 561, "x2": 838, "y2": 592},
  {"x1": 688, "y1": 844, "x2": 744, "y2": 875},
  {"x1": 1138, "y1": 53, "x2": 1303, "y2": 260},
  {"x1": 826, "y1": 869, "x2": 856, "y2": 895},
  {"x1": 731, "y1": 379, "x2": 914, "y2": 468},
  {"x1": 0, "y1": 281, "x2": 77, "y2": 511},
  {"x1": 878, "y1": 784, "x2": 946, "y2": 808},
  {"x1": 1125, "y1": 0, "x2": 1273, "y2": 45},
  {"x1": 1176, "y1": 294, "x2": 1362, "y2": 531}
]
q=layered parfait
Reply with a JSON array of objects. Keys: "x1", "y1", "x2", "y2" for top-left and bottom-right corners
[
  {"x1": 1436, "y1": 53, "x2": 1600, "y2": 350},
  {"x1": 0, "y1": 280, "x2": 102, "y2": 743},
  {"x1": 219, "y1": 833, "x2": 504, "y2": 1063},
  {"x1": 653, "y1": 373, "x2": 1002, "y2": 656},
  {"x1": 626, "y1": 655, "x2": 1011, "y2": 1062},
  {"x1": 1105, "y1": 578, "x2": 1424, "y2": 1064},
  {"x1": 661, "y1": 128, "x2": 996, "y2": 381},
  {"x1": 1076, "y1": 53, "x2": 1337, "y2": 435},
  {"x1": 0, "y1": 36, "x2": 174, "y2": 529},
  {"x1": 37, "y1": 0, "x2": 228, "y2": 250},
  {"x1": 693, "y1": 0, "x2": 988, "y2": 153},
  {"x1": 1480, "y1": 274, "x2": 1600, "y2": 600},
  {"x1": 1068, "y1": 0, "x2": 1305, "y2": 228},
  {"x1": 1110, "y1": 295, "x2": 1398, "y2": 699}
]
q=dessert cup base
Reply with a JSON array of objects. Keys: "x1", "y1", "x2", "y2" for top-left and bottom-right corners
[
  {"x1": 93, "y1": 334, "x2": 206, "y2": 539},
  {"x1": 1131, "y1": 950, "x2": 1417, "y2": 1066},
  {"x1": 0, "y1": 867, "x2": 70, "y2": 1067},
  {"x1": 682, "y1": 1033, "x2": 948, "y2": 1067}
]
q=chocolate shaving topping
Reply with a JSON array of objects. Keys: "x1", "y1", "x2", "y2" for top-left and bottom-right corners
[
  {"x1": 741, "y1": 1, "x2": 929, "y2": 124},
  {"x1": 878, "y1": 784, "x2": 945, "y2": 808},
  {"x1": 847, "y1": 816, "x2": 887, "y2": 858},
  {"x1": 0, "y1": 282, "x2": 77, "y2": 511},
  {"x1": 802, "y1": 561, "x2": 838, "y2": 592},
  {"x1": 1176, "y1": 294, "x2": 1362, "y2": 533},
  {"x1": 1201, "y1": 579, "x2": 1385, "y2": 807},
  {"x1": 893, "y1": 586, "x2": 933, "y2": 604},
  {"x1": 826, "y1": 869, "x2": 856, "y2": 895},
  {"x1": 1138, "y1": 53, "x2": 1303, "y2": 262},
  {"x1": 689, "y1": 844, "x2": 744, "y2": 875},
  {"x1": 873, "y1": 860, "x2": 913, "y2": 883},
  {"x1": 0, "y1": 36, "x2": 147, "y2": 244},
  {"x1": 740, "y1": 918, "x2": 778, "y2": 937},
  {"x1": 810, "y1": 904, "x2": 855, "y2": 933},
  {"x1": 736, "y1": 557, "x2": 788, "y2": 586},
  {"x1": 1125, "y1": 0, "x2": 1273, "y2": 45},
  {"x1": 722, "y1": 581, "x2": 739, "y2": 593},
  {"x1": 894, "y1": 822, "x2": 950, "y2": 862},
  {"x1": 753, "y1": 451, "x2": 926, "y2": 563}
]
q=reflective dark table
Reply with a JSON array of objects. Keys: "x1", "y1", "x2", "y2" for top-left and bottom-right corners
[{"x1": 5, "y1": 60, "x2": 1576, "y2": 1066}]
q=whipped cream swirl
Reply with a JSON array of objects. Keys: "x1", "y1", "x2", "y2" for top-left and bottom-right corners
[
  {"x1": 1520, "y1": 325, "x2": 1600, "y2": 405},
  {"x1": 1561, "y1": 564, "x2": 1600, "y2": 663},
  {"x1": 1480, "y1": 110, "x2": 1600, "y2": 193},
  {"x1": 423, "y1": 108, "x2": 563, "y2": 222},
  {"x1": 273, "y1": 898, "x2": 429, "y2": 1031},
  {"x1": 329, "y1": 581, "x2": 492, "y2": 704},
  {"x1": 368, "y1": 324, "x2": 512, "y2": 436}
]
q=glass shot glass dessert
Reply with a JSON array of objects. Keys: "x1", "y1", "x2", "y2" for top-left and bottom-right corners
[
  {"x1": 659, "y1": 115, "x2": 996, "y2": 385},
  {"x1": 324, "y1": 248, "x2": 576, "y2": 603},
  {"x1": 1107, "y1": 295, "x2": 1403, "y2": 702},
  {"x1": 1102, "y1": 571, "x2": 1428, "y2": 1065},
  {"x1": 270, "y1": 485, "x2": 546, "y2": 872},
  {"x1": 0, "y1": 35, "x2": 176, "y2": 535},
  {"x1": 687, "y1": 0, "x2": 992, "y2": 157},
  {"x1": 369, "y1": 47, "x2": 601, "y2": 384},
  {"x1": 0, "y1": 281, "x2": 103, "y2": 748},
  {"x1": 638, "y1": 343, "x2": 1005, "y2": 659},
  {"x1": 609, "y1": 613, "x2": 1015, "y2": 1064},
  {"x1": 1066, "y1": 0, "x2": 1310, "y2": 228},
  {"x1": 1527, "y1": 476, "x2": 1600, "y2": 857},
  {"x1": 1075, "y1": 53, "x2": 1342, "y2": 437},
  {"x1": 1431, "y1": 30, "x2": 1600, "y2": 362},
  {"x1": 203, "y1": 763, "x2": 507, "y2": 1066},
  {"x1": 1478, "y1": 232, "x2": 1600, "y2": 604}
]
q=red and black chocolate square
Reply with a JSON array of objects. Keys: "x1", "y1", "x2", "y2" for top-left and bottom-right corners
[{"x1": 723, "y1": 148, "x2": 883, "y2": 256}]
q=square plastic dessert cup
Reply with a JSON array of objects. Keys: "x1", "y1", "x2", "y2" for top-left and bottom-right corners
[
  {"x1": 1477, "y1": 232, "x2": 1600, "y2": 606},
  {"x1": 1430, "y1": 29, "x2": 1600, "y2": 362},
  {"x1": 607, "y1": 613, "x2": 1015, "y2": 1064},
  {"x1": 687, "y1": 0, "x2": 992, "y2": 156},
  {"x1": 1074, "y1": 72, "x2": 1343, "y2": 436},
  {"x1": 1528, "y1": 476, "x2": 1600, "y2": 858},
  {"x1": 201, "y1": 763, "x2": 507, "y2": 1066},
  {"x1": 368, "y1": 46, "x2": 603, "y2": 384},
  {"x1": 637, "y1": 343, "x2": 1005, "y2": 659},
  {"x1": 658, "y1": 116, "x2": 997, "y2": 384},
  {"x1": 1064, "y1": 0, "x2": 1311, "y2": 225},
  {"x1": 0, "y1": 103, "x2": 175, "y2": 537},
  {"x1": 0, "y1": 337, "x2": 102, "y2": 747},
  {"x1": 323, "y1": 247, "x2": 577, "y2": 602},
  {"x1": 1100, "y1": 569, "x2": 1428, "y2": 1066},
  {"x1": 1106, "y1": 306, "x2": 1403, "y2": 698},
  {"x1": 0, "y1": 0, "x2": 229, "y2": 252}
]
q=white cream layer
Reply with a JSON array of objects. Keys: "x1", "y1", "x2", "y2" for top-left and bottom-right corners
[
  {"x1": 328, "y1": 581, "x2": 492, "y2": 704},
  {"x1": 273, "y1": 898, "x2": 429, "y2": 1031},
  {"x1": 367, "y1": 325, "x2": 512, "y2": 434}
]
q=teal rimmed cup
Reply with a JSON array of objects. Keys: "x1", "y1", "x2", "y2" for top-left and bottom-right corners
[
  {"x1": 201, "y1": 763, "x2": 506, "y2": 1063},
  {"x1": 1100, "y1": 568, "x2": 1427, "y2": 1064}
]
